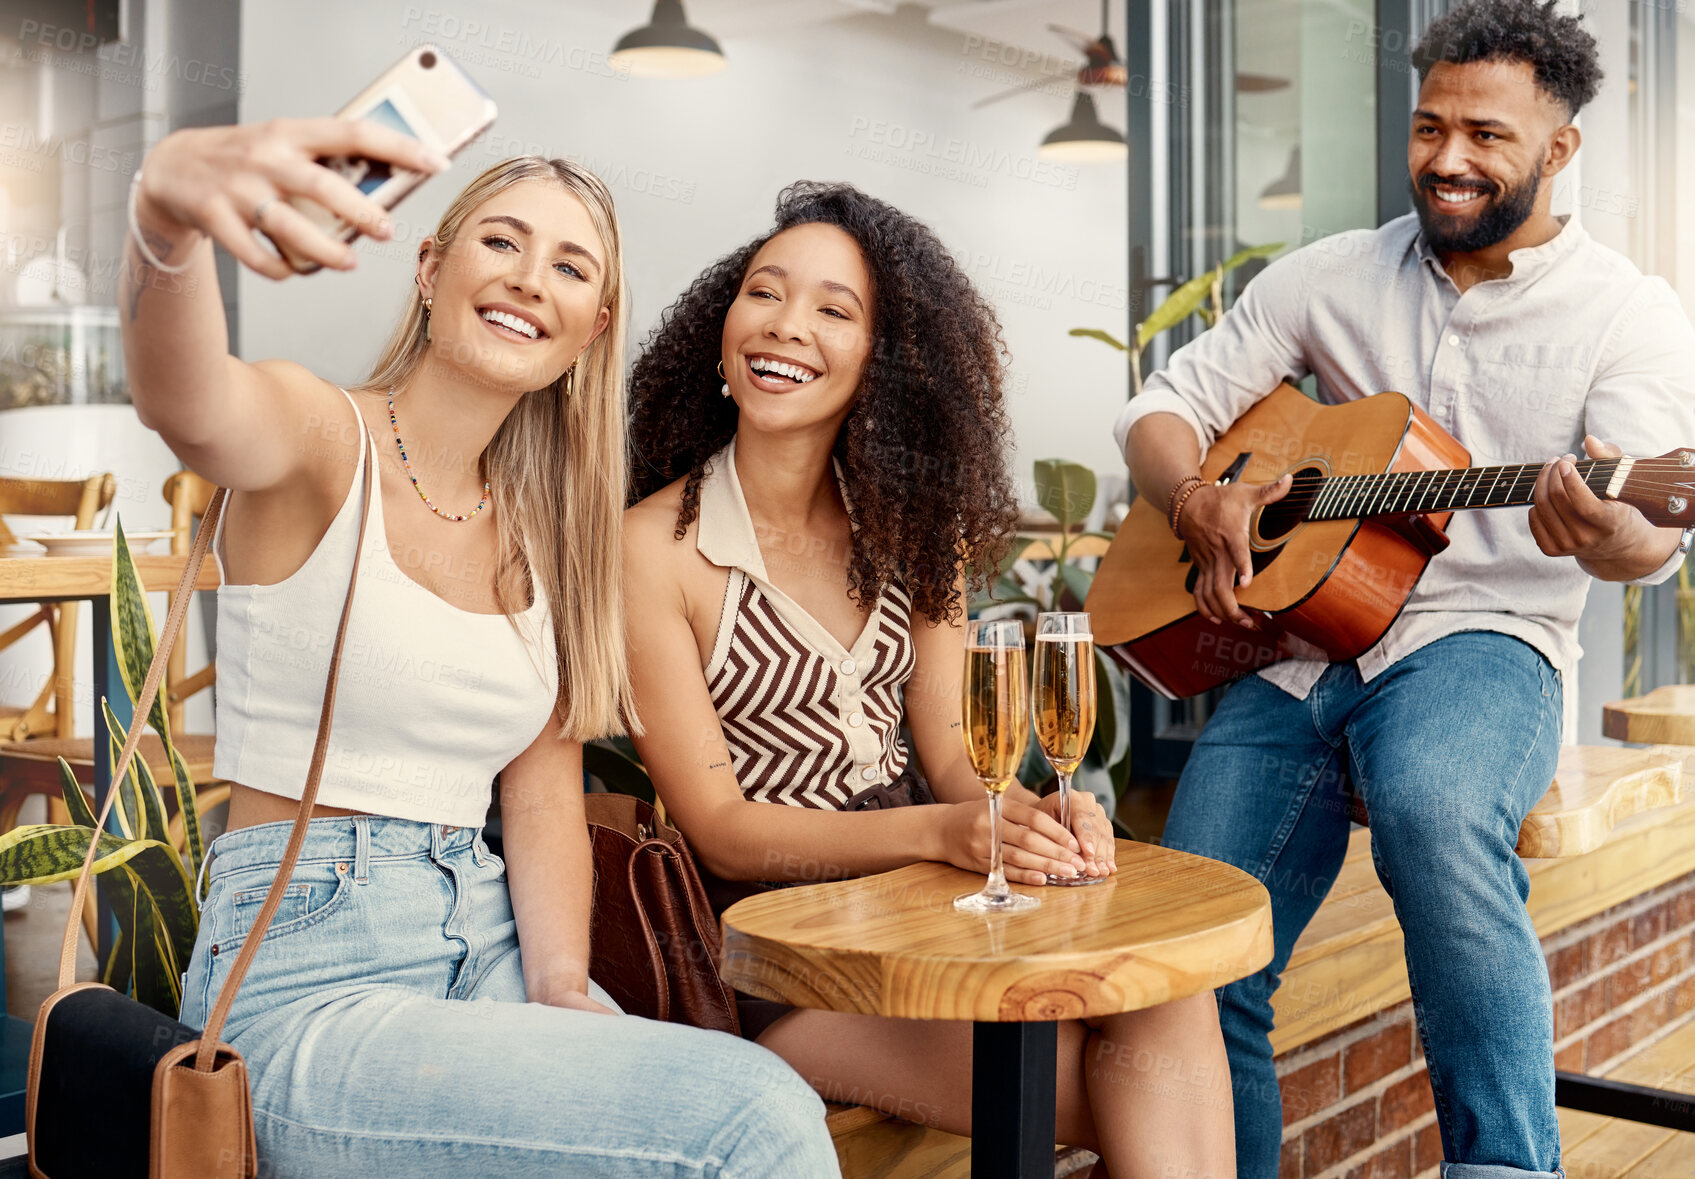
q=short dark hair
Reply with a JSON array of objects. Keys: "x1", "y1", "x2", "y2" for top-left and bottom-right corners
[{"x1": 1411, "y1": 0, "x2": 1603, "y2": 120}]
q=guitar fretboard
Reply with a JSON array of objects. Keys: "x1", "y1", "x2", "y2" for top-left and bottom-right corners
[{"x1": 1299, "y1": 458, "x2": 1621, "y2": 521}]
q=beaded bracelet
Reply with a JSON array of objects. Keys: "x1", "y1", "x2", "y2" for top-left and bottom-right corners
[
  {"x1": 1170, "y1": 480, "x2": 1207, "y2": 539},
  {"x1": 1164, "y1": 475, "x2": 1203, "y2": 525},
  {"x1": 127, "y1": 170, "x2": 197, "y2": 275}
]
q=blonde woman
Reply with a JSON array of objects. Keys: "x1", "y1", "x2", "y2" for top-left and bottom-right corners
[{"x1": 128, "y1": 119, "x2": 837, "y2": 1177}]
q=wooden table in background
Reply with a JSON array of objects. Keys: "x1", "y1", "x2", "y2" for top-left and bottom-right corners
[{"x1": 721, "y1": 839, "x2": 1273, "y2": 1179}]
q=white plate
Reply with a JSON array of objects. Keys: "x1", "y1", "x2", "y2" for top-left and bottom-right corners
[{"x1": 26, "y1": 531, "x2": 175, "y2": 558}]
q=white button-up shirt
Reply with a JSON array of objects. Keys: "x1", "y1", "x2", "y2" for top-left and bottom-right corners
[{"x1": 1113, "y1": 213, "x2": 1695, "y2": 701}]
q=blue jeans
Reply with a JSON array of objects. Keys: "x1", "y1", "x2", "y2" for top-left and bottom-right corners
[
  {"x1": 179, "y1": 815, "x2": 840, "y2": 1178},
  {"x1": 1163, "y1": 632, "x2": 1563, "y2": 1179}
]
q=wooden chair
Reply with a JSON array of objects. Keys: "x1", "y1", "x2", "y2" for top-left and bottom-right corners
[
  {"x1": 0, "y1": 474, "x2": 116, "y2": 836},
  {"x1": 0, "y1": 473, "x2": 116, "y2": 747},
  {"x1": 0, "y1": 471, "x2": 224, "y2": 856}
]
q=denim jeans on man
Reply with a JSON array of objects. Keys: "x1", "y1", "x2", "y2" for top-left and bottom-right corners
[
  {"x1": 179, "y1": 815, "x2": 840, "y2": 1178},
  {"x1": 1163, "y1": 631, "x2": 1563, "y2": 1179}
]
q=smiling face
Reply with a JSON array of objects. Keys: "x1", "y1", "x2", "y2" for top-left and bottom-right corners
[
  {"x1": 720, "y1": 222, "x2": 874, "y2": 436},
  {"x1": 418, "y1": 178, "x2": 611, "y2": 394},
  {"x1": 1407, "y1": 59, "x2": 1577, "y2": 257}
]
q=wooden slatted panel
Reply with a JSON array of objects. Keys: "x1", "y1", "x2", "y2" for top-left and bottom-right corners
[{"x1": 1560, "y1": 1018, "x2": 1695, "y2": 1178}]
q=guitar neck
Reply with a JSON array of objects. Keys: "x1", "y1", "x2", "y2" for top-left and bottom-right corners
[{"x1": 1305, "y1": 458, "x2": 1623, "y2": 522}]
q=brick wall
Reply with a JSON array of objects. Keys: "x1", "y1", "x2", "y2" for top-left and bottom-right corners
[{"x1": 1273, "y1": 872, "x2": 1695, "y2": 1179}]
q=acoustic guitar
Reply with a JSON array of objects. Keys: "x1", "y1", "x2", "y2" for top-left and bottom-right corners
[{"x1": 1086, "y1": 383, "x2": 1695, "y2": 699}]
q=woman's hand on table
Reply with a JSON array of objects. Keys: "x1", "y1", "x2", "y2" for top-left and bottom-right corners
[
  {"x1": 1035, "y1": 789, "x2": 1118, "y2": 879},
  {"x1": 932, "y1": 797, "x2": 1085, "y2": 885},
  {"x1": 136, "y1": 119, "x2": 448, "y2": 279}
]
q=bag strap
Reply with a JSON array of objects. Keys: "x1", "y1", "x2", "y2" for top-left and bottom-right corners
[
  {"x1": 195, "y1": 446, "x2": 373, "y2": 1072},
  {"x1": 56, "y1": 485, "x2": 231, "y2": 990}
]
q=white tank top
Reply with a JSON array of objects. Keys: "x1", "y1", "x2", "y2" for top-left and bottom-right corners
[{"x1": 212, "y1": 388, "x2": 558, "y2": 827}]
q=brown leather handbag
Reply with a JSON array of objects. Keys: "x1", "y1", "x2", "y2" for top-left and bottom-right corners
[
  {"x1": 27, "y1": 464, "x2": 371, "y2": 1178},
  {"x1": 584, "y1": 792, "x2": 740, "y2": 1036}
]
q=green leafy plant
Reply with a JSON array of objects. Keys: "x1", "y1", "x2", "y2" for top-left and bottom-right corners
[
  {"x1": 1071, "y1": 242, "x2": 1283, "y2": 395},
  {"x1": 973, "y1": 459, "x2": 1132, "y2": 800},
  {"x1": 0, "y1": 521, "x2": 207, "y2": 1015}
]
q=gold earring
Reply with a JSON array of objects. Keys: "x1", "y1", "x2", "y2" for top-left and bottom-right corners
[
  {"x1": 564, "y1": 364, "x2": 577, "y2": 398},
  {"x1": 423, "y1": 297, "x2": 433, "y2": 342}
]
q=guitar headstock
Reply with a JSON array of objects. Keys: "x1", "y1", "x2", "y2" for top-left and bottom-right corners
[{"x1": 1610, "y1": 448, "x2": 1695, "y2": 527}]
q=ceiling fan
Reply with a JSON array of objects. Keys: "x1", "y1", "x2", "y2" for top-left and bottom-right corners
[
  {"x1": 971, "y1": 2, "x2": 1124, "y2": 110},
  {"x1": 970, "y1": 1, "x2": 1289, "y2": 110}
]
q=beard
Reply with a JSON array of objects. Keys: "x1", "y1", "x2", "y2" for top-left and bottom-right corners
[{"x1": 1408, "y1": 164, "x2": 1540, "y2": 253}]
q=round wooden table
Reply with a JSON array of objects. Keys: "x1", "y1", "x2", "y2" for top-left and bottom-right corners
[{"x1": 720, "y1": 838, "x2": 1273, "y2": 1179}]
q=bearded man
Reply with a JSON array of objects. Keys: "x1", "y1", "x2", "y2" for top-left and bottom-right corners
[{"x1": 1115, "y1": 2, "x2": 1695, "y2": 1176}]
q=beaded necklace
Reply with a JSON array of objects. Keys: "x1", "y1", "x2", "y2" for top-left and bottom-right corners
[{"x1": 388, "y1": 391, "x2": 491, "y2": 523}]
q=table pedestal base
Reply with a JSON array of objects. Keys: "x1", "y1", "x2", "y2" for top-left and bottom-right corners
[{"x1": 972, "y1": 1020, "x2": 1058, "y2": 1179}]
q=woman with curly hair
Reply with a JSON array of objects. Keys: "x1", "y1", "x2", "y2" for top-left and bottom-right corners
[{"x1": 624, "y1": 182, "x2": 1234, "y2": 1177}]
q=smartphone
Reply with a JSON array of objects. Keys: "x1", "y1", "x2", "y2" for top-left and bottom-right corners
[{"x1": 273, "y1": 44, "x2": 497, "y2": 274}]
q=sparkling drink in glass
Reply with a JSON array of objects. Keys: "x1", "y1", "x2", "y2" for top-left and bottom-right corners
[{"x1": 1033, "y1": 612, "x2": 1101, "y2": 885}]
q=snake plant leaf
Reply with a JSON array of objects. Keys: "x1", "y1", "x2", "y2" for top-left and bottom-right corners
[
  {"x1": 583, "y1": 742, "x2": 655, "y2": 805},
  {"x1": 103, "y1": 700, "x2": 167, "y2": 846},
  {"x1": 0, "y1": 825, "x2": 194, "y2": 917},
  {"x1": 57, "y1": 758, "x2": 97, "y2": 829},
  {"x1": 1067, "y1": 328, "x2": 1129, "y2": 351},
  {"x1": 165, "y1": 741, "x2": 204, "y2": 889},
  {"x1": 110, "y1": 519, "x2": 172, "y2": 745},
  {"x1": 101, "y1": 918, "x2": 129, "y2": 993},
  {"x1": 1033, "y1": 460, "x2": 1098, "y2": 533}
]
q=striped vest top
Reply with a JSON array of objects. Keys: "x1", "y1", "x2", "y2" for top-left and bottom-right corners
[{"x1": 697, "y1": 440, "x2": 915, "y2": 810}]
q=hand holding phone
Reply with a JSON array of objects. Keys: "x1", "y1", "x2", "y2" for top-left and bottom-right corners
[{"x1": 130, "y1": 45, "x2": 496, "y2": 280}]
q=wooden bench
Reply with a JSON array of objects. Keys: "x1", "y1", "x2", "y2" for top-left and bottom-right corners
[{"x1": 1558, "y1": 1017, "x2": 1695, "y2": 1177}]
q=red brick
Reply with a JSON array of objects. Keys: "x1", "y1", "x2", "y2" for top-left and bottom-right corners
[
  {"x1": 1554, "y1": 1041, "x2": 1585, "y2": 1072},
  {"x1": 1554, "y1": 980, "x2": 1607, "y2": 1040},
  {"x1": 1280, "y1": 1135, "x2": 1303, "y2": 1179},
  {"x1": 1281, "y1": 1054, "x2": 1341, "y2": 1126},
  {"x1": 1344, "y1": 1022, "x2": 1413, "y2": 1094},
  {"x1": 1631, "y1": 905, "x2": 1669, "y2": 951},
  {"x1": 1673, "y1": 887, "x2": 1695, "y2": 929},
  {"x1": 1592, "y1": 924, "x2": 1631, "y2": 970},
  {"x1": 1303, "y1": 1099, "x2": 1376, "y2": 1173},
  {"x1": 1345, "y1": 1136, "x2": 1413, "y2": 1179},
  {"x1": 1630, "y1": 992, "x2": 1673, "y2": 1044},
  {"x1": 1545, "y1": 942, "x2": 1587, "y2": 990},
  {"x1": 1609, "y1": 958, "x2": 1653, "y2": 1006},
  {"x1": 1380, "y1": 1069, "x2": 1436, "y2": 1133},
  {"x1": 1673, "y1": 974, "x2": 1695, "y2": 1017},
  {"x1": 1413, "y1": 1121, "x2": 1444, "y2": 1172},
  {"x1": 1649, "y1": 940, "x2": 1688, "y2": 985},
  {"x1": 1587, "y1": 1014, "x2": 1632, "y2": 1066}
]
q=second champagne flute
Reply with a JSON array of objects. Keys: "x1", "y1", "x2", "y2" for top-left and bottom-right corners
[{"x1": 1033, "y1": 612, "x2": 1101, "y2": 885}]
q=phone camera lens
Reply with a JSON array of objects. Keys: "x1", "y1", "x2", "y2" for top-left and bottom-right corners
[{"x1": 418, "y1": 50, "x2": 437, "y2": 69}]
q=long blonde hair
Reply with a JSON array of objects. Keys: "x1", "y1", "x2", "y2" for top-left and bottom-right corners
[{"x1": 359, "y1": 156, "x2": 637, "y2": 740}]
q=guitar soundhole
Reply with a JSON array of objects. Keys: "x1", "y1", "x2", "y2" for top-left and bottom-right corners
[{"x1": 1256, "y1": 465, "x2": 1324, "y2": 544}]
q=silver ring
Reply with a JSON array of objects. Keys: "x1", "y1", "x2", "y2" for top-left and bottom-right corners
[{"x1": 253, "y1": 197, "x2": 276, "y2": 231}]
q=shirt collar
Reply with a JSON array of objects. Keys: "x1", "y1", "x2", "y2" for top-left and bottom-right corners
[
  {"x1": 695, "y1": 436, "x2": 853, "y2": 579},
  {"x1": 1414, "y1": 212, "x2": 1583, "y2": 286}
]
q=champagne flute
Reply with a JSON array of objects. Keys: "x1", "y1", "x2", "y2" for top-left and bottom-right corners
[
  {"x1": 954, "y1": 619, "x2": 1040, "y2": 914},
  {"x1": 1033, "y1": 612, "x2": 1102, "y2": 886}
]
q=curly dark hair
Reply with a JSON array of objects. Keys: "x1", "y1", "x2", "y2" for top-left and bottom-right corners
[
  {"x1": 1412, "y1": 0, "x2": 1602, "y2": 120},
  {"x1": 627, "y1": 181, "x2": 1019, "y2": 626}
]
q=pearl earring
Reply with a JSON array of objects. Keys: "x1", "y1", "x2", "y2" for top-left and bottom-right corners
[{"x1": 717, "y1": 360, "x2": 729, "y2": 398}]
